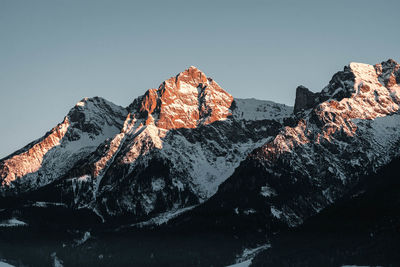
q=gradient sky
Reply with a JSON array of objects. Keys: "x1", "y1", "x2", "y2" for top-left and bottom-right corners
[{"x1": 1, "y1": 0, "x2": 399, "y2": 158}]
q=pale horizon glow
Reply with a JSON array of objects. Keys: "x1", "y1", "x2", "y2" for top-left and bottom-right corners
[{"x1": 1, "y1": 0, "x2": 399, "y2": 158}]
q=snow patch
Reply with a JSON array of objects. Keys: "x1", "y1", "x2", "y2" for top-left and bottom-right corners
[
  {"x1": 270, "y1": 207, "x2": 282, "y2": 219},
  {"x1": 226, "y1": 259, "x2": 252, "y2": 267},
  {"x1": 260, "y1": 185, "x2": 275, "y2": 197},
  {"x1": 127, "y1": 205, "x2": 197, "y2": 228},
  {"x1": 0, "y1": 218, "x2": 27, "y2": 227},
  {"x1": 51, "y1": 253, "x2": 63, "y2": 267},
  {"x1": 230, "y1": 244, "x2": 270, "y2": 267},
  {"x1": 0, "y1": 261, "x2": 15, "y2": 267},
  {"x1": 32, "y1": 202, "x2": 67, "y2": 208},
  {"x1": 243, "y1": 209, "x2": 256, "y2": 215},
  {"x1": 233, "y1": 98, "x2": 293, "y2": 121},
  {"x1": 75, "y1": 231, "x2": 91, "y2": 246}
]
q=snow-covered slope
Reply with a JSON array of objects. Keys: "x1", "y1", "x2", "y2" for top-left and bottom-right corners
[
  {"x1": 233, "y1": 98, "x2": 292, "y2": 121},
  {"x1": 0, "y1": 97, "x2": 127, "y2": 194}
]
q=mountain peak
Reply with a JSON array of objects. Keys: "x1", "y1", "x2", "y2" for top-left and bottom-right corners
[
  {"x1": 130, "y1": 67, "x2": 233, "y2": 130},
  {"x1": 167, "y1": 66, "x2": 209, "y2": 90},
  {"x1": 293, "y1": 59, "x2": 399, "y2": 114},
  {"x1": 188, "y1": 65, "x2": 200, "y2": 70},
  {"x1": 0, "y1": 96, "x2": 127, "y2": 188},
  {"x1": 74, "y1": 96, "x2": 106, "y2": 107},
  {"x1": 68, "y1": 96, "x2": 127, "y2": 134}
]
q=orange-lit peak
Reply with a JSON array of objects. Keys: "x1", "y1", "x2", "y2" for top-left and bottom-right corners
[{"x1": 135, "y1": 67, "x2": 233, "y2": 130}]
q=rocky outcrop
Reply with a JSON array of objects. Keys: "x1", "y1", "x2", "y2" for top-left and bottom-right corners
[
  {"x1": 375, "y1": 58, "x2": 400, "y2": 88},
  {"x1": 293, "y1": 86, "x2": 318, "y2": 113}
]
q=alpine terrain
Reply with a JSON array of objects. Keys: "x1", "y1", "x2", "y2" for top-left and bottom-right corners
[{"x1": 0, "y1": 59, "x2": 399, "y2": 267}]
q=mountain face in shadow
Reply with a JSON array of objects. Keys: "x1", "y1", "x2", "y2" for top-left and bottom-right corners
[{"x1": 251, "y1": 155, "x2": 400, "y2": 267}]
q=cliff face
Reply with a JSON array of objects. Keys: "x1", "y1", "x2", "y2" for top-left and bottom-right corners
[{"x1": 293, "y1": 86, "x2": 317, "y2": 113}]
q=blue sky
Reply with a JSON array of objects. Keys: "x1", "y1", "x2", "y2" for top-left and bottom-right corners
[{"x1": 0, "y1": 0, "x2": 399, "y2": 157}]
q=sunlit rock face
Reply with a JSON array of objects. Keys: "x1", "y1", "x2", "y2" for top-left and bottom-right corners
[
  {"x1": 0, "y1": 117, "x2": 70, "y2": 186},
  {"x1": 0, "y1": 66, "x2": 292, "y2": 222},
  {"x1": 208, "y1": 59, "x2": 400, "y2": 229},
  {"x1": 130, "y1": 66, "x2": 234, "y2": 129},
  {"x1": 264, "y1": 59, "x2": 400, "y2": 156}
]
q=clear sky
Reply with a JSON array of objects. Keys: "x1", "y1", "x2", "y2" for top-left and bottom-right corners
[{"x1": 0, "y1": 0, "x2": 399, "y2": 158}]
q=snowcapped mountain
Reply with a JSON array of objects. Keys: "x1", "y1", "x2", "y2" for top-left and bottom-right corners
[
  {"x1": 0, "y1": 66, "x2": 292, "y2": 222},
  {"x1": 1, "y1": 59, "x2": 400, "y2": 267},
  {"x1": 1, "y1": 59, "x2": 399, "y2": 232},
  {"x1": 181, "y1": 59, "x2": 400, "y2": 232}
]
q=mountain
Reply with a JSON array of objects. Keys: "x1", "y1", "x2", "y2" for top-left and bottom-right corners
[
  {"x1": 0, "y1": 97, "x2": 128, "y2": 193},
  {"x1": 170, "y1": 59, "x2": 400, "y2": 241},
  {"x1": 0, "y1": 60, "x2": 399, "y2": 266},
  {"x1": 0, "y1": 66, "x2": 292, "y2": 223}
]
